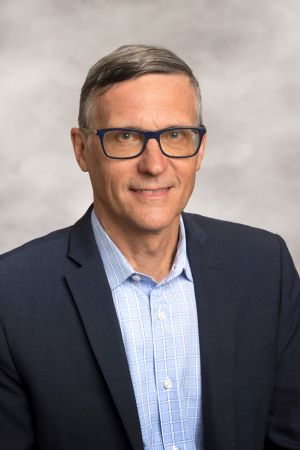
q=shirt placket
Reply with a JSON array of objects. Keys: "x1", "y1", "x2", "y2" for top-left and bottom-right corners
[{"x1": 150, "y1": 283, "x2": 192, "y2": 450}]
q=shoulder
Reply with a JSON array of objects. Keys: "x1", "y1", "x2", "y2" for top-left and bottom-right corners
[
  {"x1": 183, "y1": 212, "x2": 287, "y2": 272},
  {"x1": 183, "y1": 211, "x2": 278, "y2": 243},
  {"x1": 0, "y1": 226, "x2": 76, "y2": 290},
  {"x1": 0, "y1": 205, "x2": 95, "y2": 290},
  {"x1": 0, "y1": 226, "x2": 71, "y2": 266}
]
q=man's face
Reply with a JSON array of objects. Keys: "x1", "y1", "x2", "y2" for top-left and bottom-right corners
[{"x1": 72, "y1": 73, "x2": 205, "y2": 236}]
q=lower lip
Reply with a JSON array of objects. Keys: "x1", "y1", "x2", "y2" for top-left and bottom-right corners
[{"x1": 131, "y1": 188, "x2": 171, "y2": 199}]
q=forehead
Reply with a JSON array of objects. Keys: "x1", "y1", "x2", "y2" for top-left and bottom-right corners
[{"x1": 88, "y1": 73, "x2": 197, "y2": 127}]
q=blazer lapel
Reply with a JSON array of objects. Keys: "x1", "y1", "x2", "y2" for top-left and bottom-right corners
[
  {"x1": 65, "y1": 207, "x2": 144, "y2": 450},
  {"x1": 184, "y1": 214, "x2": 236, "y2": 450}
]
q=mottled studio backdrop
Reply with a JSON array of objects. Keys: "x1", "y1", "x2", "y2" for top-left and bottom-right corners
[{"x1": 1, "y1": 0, "x2": 299, "y2": 271}]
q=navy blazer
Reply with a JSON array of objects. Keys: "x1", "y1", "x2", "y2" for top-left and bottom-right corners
[{"x1": 0, "y1": 206, "x2": 299, "y2": 450}]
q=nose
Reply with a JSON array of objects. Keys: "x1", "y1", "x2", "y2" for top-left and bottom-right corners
[{"x1": 137, "y1": 137, "x2": 168, "y2": 176}]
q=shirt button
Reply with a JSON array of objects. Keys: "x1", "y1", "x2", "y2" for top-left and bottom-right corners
[
  {"x1": 172, "y1": 446, "x2": 179, "y2": 450},
  {"x1": 157, "y1": 310, "x2": 165, "y2": 321},
  {"x1": 163, "y1": 378, "x2": 172, "y2": 389},
  {"x1": 131, "y1": 274, "x2": 141, "y2": 282}
]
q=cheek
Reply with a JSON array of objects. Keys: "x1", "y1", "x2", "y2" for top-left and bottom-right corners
[
  {"x1": 92, "y1": 163, "x2": 130, "y2": 201},
  {"x1": 176, "y1": 163, "x2": 198, "y2": 190},
  {"x1": 183, "y1": 174, "x2": 197, "y2": 195},
  {"x1": 179, "y1": 172, "x2": 198, "y2": 203}
]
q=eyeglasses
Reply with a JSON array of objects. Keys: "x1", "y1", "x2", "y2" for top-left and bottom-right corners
[{"x1": 81, "y1": 126, "x2": 206, "y2": 159}]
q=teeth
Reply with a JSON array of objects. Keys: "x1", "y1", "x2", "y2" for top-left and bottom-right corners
[{"x1": 135, "y1": 188, "x2": 168, "y2": 192}]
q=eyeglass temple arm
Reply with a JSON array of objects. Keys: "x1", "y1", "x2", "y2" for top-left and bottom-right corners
[{"x1": 81, "y1": 128, "x2": 97, "y2": 135}]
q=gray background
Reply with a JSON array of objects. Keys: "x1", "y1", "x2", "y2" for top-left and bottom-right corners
[{"x1": 1, "y1": 0, "x2": 299, "y2": 271}]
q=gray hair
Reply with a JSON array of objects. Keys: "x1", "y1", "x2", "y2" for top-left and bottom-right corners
[{"x1": 78, "y1": 44, "x2": 203, "y2": 128}]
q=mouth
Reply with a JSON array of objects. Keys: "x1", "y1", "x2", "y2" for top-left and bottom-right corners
[{"x1": 130, "y1": 187, "x2": 172, "y2": 198}]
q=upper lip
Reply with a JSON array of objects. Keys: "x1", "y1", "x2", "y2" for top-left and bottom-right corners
[{"x1": 130, "y1": 187, "x2": 171, "y2": 191}]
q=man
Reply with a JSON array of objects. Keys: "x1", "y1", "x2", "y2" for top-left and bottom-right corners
[{"x1": 0, "y1": 45, "x2": 299, "y2": 450}]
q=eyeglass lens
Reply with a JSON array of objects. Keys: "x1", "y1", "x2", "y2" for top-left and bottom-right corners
[{"x1": 102, "y1": 128, "x2": 201, "y2": 158}]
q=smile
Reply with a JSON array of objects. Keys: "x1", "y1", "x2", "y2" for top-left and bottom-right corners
[
  {"x1": 130, "y1": 187, "x2": 172, "y2": 197},
  {"x1": 133, "y1": 188, "x2": 170, "y2": 193}
]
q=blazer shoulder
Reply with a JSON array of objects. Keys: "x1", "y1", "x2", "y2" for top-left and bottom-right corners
[
  {"x1": 0, "y1": 226, "x2": 71, "y2": 267},
  {"x1": 0, "y1": 205, "x2": 94, "y2": 280},
  {"x1": 183, "y1": 212, "x2": 286, "y2": 270},
  {"x1": 184, "y1": 212, "x2": 278, "y2": 241}
]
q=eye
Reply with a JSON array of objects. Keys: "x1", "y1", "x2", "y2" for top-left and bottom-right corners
[
  {"x1": 168, "y1": 130, "x2": 181, "y2": 139},
  {"x1": 119, "y1": 131, "x2": 134, "y2": 140}
]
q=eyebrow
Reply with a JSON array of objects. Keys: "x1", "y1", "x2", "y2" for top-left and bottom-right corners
[{"x1": 105, "y1": 124, "x2": 195, "y2": 130}]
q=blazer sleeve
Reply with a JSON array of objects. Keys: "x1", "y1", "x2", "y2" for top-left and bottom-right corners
[
  {"x1": 265, "y1": 235, "x2": 300, "y2": 449},
  {"x1": 0, "y1": 320, "x2": 35, "y2": 450}
]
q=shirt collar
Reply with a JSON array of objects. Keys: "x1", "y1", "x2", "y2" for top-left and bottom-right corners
[{"x1": 91, "y1": 209, "x2": 193, "y2": 290}]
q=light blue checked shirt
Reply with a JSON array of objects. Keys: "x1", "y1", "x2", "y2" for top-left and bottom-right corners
[{"x1": 91, "y1": 210, "x2": 203, "y2": 450}]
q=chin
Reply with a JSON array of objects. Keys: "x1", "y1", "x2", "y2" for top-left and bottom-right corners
[{"x1": 132, "y1": 212, "x2": 180, "y2": 233}]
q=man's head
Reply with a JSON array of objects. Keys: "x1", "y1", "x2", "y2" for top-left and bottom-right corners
[{"x1": 71, "y1": 45, "x2": 206, "y2": 239}]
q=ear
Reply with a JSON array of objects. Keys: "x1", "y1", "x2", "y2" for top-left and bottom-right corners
[
  {"x1": 70, "y1": 128, "x2": 89, "y2": 172},
  {"x1": 196, "y1": 132, "x2": 206, "y2": 171}
]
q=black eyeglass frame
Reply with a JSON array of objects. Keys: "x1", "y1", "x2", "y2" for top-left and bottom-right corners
[{"x1": 81, "y1": 126, "x2": 207, "y2": 159}]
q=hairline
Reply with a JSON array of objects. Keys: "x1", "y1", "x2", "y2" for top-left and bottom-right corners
[{"x1": 83, "y1": 73, "x2": 202, "y2": 129}]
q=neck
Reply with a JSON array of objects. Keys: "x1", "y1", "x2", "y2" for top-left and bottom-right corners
[{"x1": 94, "y1": 209, "x2": 180, "y2": 282}]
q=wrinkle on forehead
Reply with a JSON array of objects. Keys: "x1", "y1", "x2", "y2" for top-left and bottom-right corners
[{"x1": 88, "y1": 74, "x2": 198, "y2": 129}]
